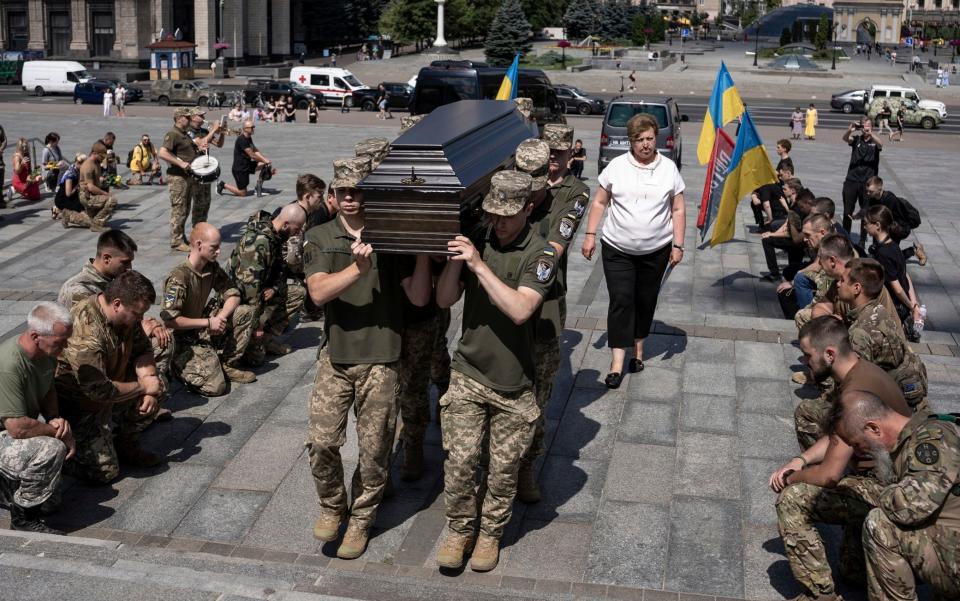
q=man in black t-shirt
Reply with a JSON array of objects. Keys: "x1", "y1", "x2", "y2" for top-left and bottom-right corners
[
  {"x1": 864, "y1": 176, "x2": 925, "y2": 264},
  {"x1": 840, "y1": 119, "x2": 882, "y2": 235},
  {"x1": 219, "y1": 120, "x2": 273, "y2": 198}
]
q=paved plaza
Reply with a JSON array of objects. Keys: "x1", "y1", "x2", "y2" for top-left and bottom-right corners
[{"x1": 0, "y1": 93, "x2": 958, "y2": 600}]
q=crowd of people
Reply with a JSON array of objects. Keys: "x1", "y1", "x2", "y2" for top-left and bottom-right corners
[{"x1": 0, "y1": 98, "x2": 957, "y2": 599}]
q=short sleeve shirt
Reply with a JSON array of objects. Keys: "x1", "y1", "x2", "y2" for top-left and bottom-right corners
[
  {"x1": 303, "y1": 217, "x2": 413, "y2": 364},
  {"x1": 0, "y1": 338, "x2": 55, "y2": 428},
  {"x1": 870, "y1": 240, "x2": 910, "y2": 308},
  {"x1": 162, "y1": 126, "x2": 196, "y2": 177},
  {"x1": 452, "y1": 226, "x2": 557, "y2": 392},
  {"x1": 233, "y1": 135, "x2": 258, "y2": 174},
  {"x1": 55, "y1": 296, "x2": 153, "y2": 409},
  {"x1": 57, "y1": 262, "x2": 111, "y2": 309},
  {"x1": 161, "y1": 260, "x2": 240, "y2": 323},
  {"x1": 597, "y1": 152, "x2": 684, "y2": 255},
  {"x1": 845, "y1": 134, "x2": 881, "y2": 184}
]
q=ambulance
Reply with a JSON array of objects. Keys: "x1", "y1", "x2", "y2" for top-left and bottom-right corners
[{"x1": 289, "y1": 67, "x2": 369, "y2": 106}]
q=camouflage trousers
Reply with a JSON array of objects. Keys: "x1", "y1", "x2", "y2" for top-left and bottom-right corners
[
  {"x1": 168, "y1": 175, "x2": 199, "y2": 247},
  {"x1": 440, "y1": 370, "x2": 538, "y2": 539},
  {"x1": 61, "y1": 209, "x2": 98, "y2": 229},
  {"x1": 777, "y1": 476, "x2": 886, "y2": 596},
  {"x1": 863, "y1": 507, "x2": 960, "y2": 601},
  {"x1": 306, "y1": 347, "x2": 400, "y2": 529},
  {"x1": 194, "y1": 181, "x2": 212, "y2": 224},
  {"x1": 398, "y1": 312, "x2": 451, "y2": 448},
  {"x1": 78, "y1": 191, "x2": 117, "y2": 223},
  {"x1": 68, "y1": 397, "x2": 159, "y2": 484},
  {"x1": 521, "y1": 335, "x2": 560, "y2": 467},
  {"x1": 243, "y1": 286, "x2": 305, "y2": 366},
  {"x1": 795, "y1": 395, "x2": 832, "y2": 451},
  {"x1": 152, "y1": 334, "x2": 173, "y2": 402},
  {"x1": 0, "y1": 431, "x2": 66, "y2": 508},
  {"x1": 170, "y1": 304, "x2": 255, "y2": 397}
]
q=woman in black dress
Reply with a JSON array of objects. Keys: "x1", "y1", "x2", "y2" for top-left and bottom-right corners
[
  {"x1": 307, "y1": 100, "x2": 319, "y2": 124},
  {"x1": 865, "y1": 204, "x2": 922, "y2": 329},
  {"x1": 284, "y1": 96, "x2": 296, "y2": 123}
]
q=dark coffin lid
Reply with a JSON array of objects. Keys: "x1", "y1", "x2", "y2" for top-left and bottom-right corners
[{"x1": 358, "y1": 99, "x2": 537, "y2": 194}]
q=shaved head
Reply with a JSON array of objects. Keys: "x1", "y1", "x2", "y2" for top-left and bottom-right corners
[
  {"x1": 242, "y1": 119, "x2": 254, "y2": 129},
  {"x1": 278, "y1": 203, "x2": 307, "y2": 226},
  {"x1": 190, "y1": 222, "x2": 220, "y2": 245}
]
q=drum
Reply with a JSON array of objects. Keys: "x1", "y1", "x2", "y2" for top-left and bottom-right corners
[{"x1": 190, "y1": 155, "x2": 220, "y2": 183}]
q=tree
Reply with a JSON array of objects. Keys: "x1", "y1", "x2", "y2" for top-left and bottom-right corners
[
  {"x1": 814, "y1": 14, "x2": 830, "y2": 50},
  {"x1": 630, "y1": 10, "x2": 664, "y2": 45},
  {"x1": 521, "y1": 0, "x2": 567, "y2": 31},
  {"x1": 779, "y1": 27, "x2": 792, "y2": 46},
  {"x1": 379, "y1": 0, "x2": 435, "y2": 49},
  {"x1": 562, "y1": 0, "x2": 600, "y2": 41},
  {"x1": 484, "y1": 0, "x2": 532, "y2": 66},
  {"x1": 599, "y1": 0, "x2": 630, "y2": 40}
]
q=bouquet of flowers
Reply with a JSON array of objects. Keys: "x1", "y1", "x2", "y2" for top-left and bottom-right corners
[
  {"x1": 46, "y1": 161, "x2": 60, "y2": 171},
  {"x1": 29, "y1": 168, "x2": 44, "y2": 183},
  {"x1": 104, "y1": 173, "x2": 123, "y2": 187}
]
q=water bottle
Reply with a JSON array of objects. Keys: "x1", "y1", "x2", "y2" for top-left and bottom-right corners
[{"x1": 914, "y1": 304, "x2": 927, "y2": 335}]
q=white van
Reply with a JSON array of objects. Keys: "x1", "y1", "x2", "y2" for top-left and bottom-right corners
[
  {"x1": 868, "y1": 85, "x2": 947, "y2": 119},
  {"x1": 22, "y1": 60, "x2": 91, "y2": 96},
  {"x1": 289, "y1": 67, "x2": 368, "y2": 106}
]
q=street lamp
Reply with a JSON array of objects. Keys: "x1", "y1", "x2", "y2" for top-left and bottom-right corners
[
  {"x1": 832, "y1": 22, "x2": 838, "y2": 70},
  {"x1": 752, "y1": 17, "x2": 760, "y2": 66}
]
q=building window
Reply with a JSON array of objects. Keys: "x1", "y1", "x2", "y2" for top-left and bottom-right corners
[
  {"x1": 6, "y1": 10, "x2": 29, "y2": 51},
  {"x1": 48, "y1": 10, "x2": 71, "y2": 56},
  {"x1": 91, "y1": 10, "x2": 115, "y2": 56}
]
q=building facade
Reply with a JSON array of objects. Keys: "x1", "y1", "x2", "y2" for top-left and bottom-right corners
[
  {"x1": 833, "y1": 0, "x2": 905, "y2": 43},
  {"x1": 0, "y1": 0, "x2": 295, "y2": 64}
]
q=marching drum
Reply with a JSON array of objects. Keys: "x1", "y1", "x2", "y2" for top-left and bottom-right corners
[{"x1": 190, "y1": 155, "x2": 220, "y2": 183}]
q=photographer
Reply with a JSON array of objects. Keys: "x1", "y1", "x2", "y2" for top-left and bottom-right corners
[{"x1": 840, "y1": 118, "x2": 882, "y2": 236}]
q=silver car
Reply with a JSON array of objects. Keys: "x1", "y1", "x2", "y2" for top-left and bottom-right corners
[{"x1": 598, "y1": 96, "x2": 687, "y2": 173}]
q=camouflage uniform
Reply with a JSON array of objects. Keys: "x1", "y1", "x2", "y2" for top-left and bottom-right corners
[
  {"x1": 520, "y1": 127, "x2": 588, "y2": 468},
  {"x1": 862, "y1": 412, "x2": 960, "y2": 601},
  {"x1": 304, "y1": 156, "x2": 412, "y2": 529},
  {"x1": 162, "y1": 108, "x2": 199, "y2": 248},
  {"x1": 0, "y1": 337, "x2": 67, "y2": 508},
  {"x1": 354, "y1": 138, "x2": 389, "y2": 169},
  {"x1": 514, "y1": 97, "x2": 534, "y2": 121},
  {"x1": 224, "y1": 210, "x2": 292, "y2": 364},
  {"x1": 845, "y1": 298, "x2": 928, "y2": 412},
  {"x1": 78, "y1": 157, "x2": 117, "y2": 224},
  {"x1": 54, "y1": 297, "x2": 158, "y2": 483},
  {"x1": 794, "y1": 266, "x2": 834, "y2": 330},
  {"x1": 57, "y1": 261, "x2": 174, "y2": 397},
  {"x1": 440, "y1": 172, "x2": 557, "y2": 540},
  {"x1": 186, "y1": 119, "x2": 214, "y2": 226},
  {"x1": 161, "y1": 259, "x2": 248, "y2": 397}
]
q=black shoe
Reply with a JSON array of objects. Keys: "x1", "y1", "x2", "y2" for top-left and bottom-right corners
[
  {"x1": 604, "y1": 372, "x2": 623, "y2": 389},
  {"x1": 759, "y1": 272, "x2": 782, "y2": 282},
  {"x1": 216, "y1": 180, "x2": 225, "y2": 196},
  {"x1": 628, "y1": 358, "x2": 644, "y2": 373},
  {"x1": 10, "y1": 503, "x2": 64, "y2": 535}
]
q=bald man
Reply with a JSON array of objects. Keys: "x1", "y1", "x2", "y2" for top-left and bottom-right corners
[
  {"x1": 160, "y1": 223, "x2": 256, "y2": 396},
  {"x1": 220, "y1": 119, "x2": 273, "y2": 198},
  {"x1": 225, "y1": 204, "x2": 307, "y2": 364}
]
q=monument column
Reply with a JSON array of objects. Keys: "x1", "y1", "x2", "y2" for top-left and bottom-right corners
[
  {"x1": 69, "y1": 0, "x2": 90, "y2": 55},
  {"x1": 433, "y1": 0, "x2": 447, "y2": 48},
  {"x1": 27, "y1": 0, "x2": 47, "y2": 52}
]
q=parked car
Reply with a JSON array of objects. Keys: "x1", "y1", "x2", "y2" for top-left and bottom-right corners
[
  {"x1": 289, "y1": 67, "x2": 368, "y2": 106},
  {"x1": 244, "y1": 79, "x2": 317, "y2": 109},
  {"x1": 867, "y1": 85, "x2": 947, "y2": 120},
  {"x1": 554, "y1": 84, "x2": 605, "y2": 115},
  {"x1": 352, "y1": 82, "x2": 413, "y2": 112},
  {"x1": 150, "y1": 80, "x2": 224, "y2": 106},
  {"x1": 599, "y1": 96, "x2": 688, "y2": 173},
  {"x1": 73, "y1": 79, "x2": 143, "y2": 104},
  {"x1": 22, "y1": 60, "x2": 91, "y2": 96},
  {"x1": 866, "y1": 97, "x2": 941, "y2": 130},
  {"x1": 410, "y1": 61, "x2": 565, "y2": 128},
  {"x1": 831, "y1": 89, "x2": 867, "y2": 114}
]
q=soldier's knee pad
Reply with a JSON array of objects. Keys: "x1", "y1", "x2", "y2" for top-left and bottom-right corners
[{"x1": 775, "y1": 482, "x2": 816, "y2": 515}]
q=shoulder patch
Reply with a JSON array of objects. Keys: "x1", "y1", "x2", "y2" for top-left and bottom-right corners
[
  {"x1": 536, "y1": 259, "x2": 554, "y2": 282},
  {"x1": 914, "y1": 442, "x2": 940, "y2": 465},
  {"x1": 559, "y1": 217, "x2": 575, "y2": 240},
  {"x1": 542, "y1": 247, "x2": 556, "y2": 257},
  {"x1": 573, "y1": 199, "x2": 586, "y2": 218}
]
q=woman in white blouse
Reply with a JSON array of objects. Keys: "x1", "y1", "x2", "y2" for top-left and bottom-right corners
[{"x1": 581, "y1": 113, "x2": 686, "y2": 389}]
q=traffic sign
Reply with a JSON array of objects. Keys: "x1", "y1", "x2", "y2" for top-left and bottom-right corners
[
  {"x1": 681, "y1": 28, "x2": 691, "y2": 38},
  {"x1": 904, "y1": 37, "x2": 914, "y2": 47}
]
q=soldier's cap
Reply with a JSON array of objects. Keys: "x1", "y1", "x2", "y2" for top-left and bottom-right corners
[
  {"x1": 330, "y1": 156, "x2": 372, "y2": 190},
  {"x1": 174, "y1": 107, "x2": 193, "y2": 119},
  {"x1": 190, "y1": 106, "x2": 207, "y2": 117},
  {"x1": 514, "y1": 97, "x2": 533, "y2": 119},
  {"x1": 354, "y1": 137, "x2": 390, "y2": 169},
  {"x1": 399, "y1": 114, "x2": 424, "y2": 131},
  {"x1": 542, "y1": 123, "x2": 574, "y2": 150},
  {"x1": 482, "y1": 171, "x2": 533, "y2": 217},
  {"x1": 514, "y1": 138, "x2": 550, "y2": 191}
]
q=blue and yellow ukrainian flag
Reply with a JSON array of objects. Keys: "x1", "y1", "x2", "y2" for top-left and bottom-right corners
[
  {"x1": 710, "y1": 111, "x2": 778, "y2": 246},
  {"x1": 697, "y1": 62, "x2": 745, "y2": 165},
  {"x1": 495, "y1": 53, "x2": 521, "y2": 100}
]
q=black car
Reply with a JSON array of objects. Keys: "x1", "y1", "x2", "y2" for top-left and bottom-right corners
[
  {"x1": 353, "y1": 82, "x2": 413, "y2": 112},
  {"x1": 554, "y1": 84, "x2": 605, "y2": 115},
  {"x1": 830, "y1": 89, "x2": 867, "y2": 114},
  {"x1": 73, "y1": 79, "x2": 143, "y2": 104},
  {"x1": 244, "y1": 79, "x2": 317, "y2": 109}
]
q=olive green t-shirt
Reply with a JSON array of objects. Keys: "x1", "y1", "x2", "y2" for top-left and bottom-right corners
[
  {"x1": 0, "y1": 337, "x2": 55, "y2": 429},
  {"x1": 303, "y1": 217, "x2": 413, "y2": 364},
  {"x1": 162, "y1": 126, "x2": 197, "y2": 177},
  {"x1": 452, "y1": 225, "x2": 557, "y2": 392}
]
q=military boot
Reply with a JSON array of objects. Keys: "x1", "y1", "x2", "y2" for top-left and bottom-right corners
[
  {"x1": 400, "y1": 442, "x2": 423, "y2": 482},
  {"x1": 223, "y1": 364, "x2": 256, "y2": 384},
  {"x1": 336, "y1": 520, "x2": 369, "y2": 559},
  {"x1": 469, "y1": 534, "x2": 500, "y2": 572},
  {"x1": 265, "y1": 339, "x2": 292, "y2": 356},
  {"x1": 313, "y1": 509, "x2": 345, "y2": 542},
  {"x1": 516, "y1": 462, "x2": 541, "y2": 504},
  {"x1": 10, "y1": 503, "x2": 64, "y2": 535},
  {"x1": 436, "y1": 530, "x2": 475, "y2": 569},
  {"x1": 117, "y1": 439, "x2": 164, "y2": 468}
]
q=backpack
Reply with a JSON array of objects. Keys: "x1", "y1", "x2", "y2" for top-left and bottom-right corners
[{"x1": 897, "y1": 197, "x2": 922, "y2": 230}]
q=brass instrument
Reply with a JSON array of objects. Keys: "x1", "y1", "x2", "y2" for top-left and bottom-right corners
[{"x1": 202, "y1": 119, "x2": 242, "y2": 136}]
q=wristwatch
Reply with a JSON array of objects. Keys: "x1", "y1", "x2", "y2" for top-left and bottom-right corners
[{"x1": 673, "y1": 243, "x2": 684, "y2": 251}]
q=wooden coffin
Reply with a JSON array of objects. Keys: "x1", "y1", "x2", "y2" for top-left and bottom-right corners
[{"x1": 359, "y1": 99, "x2": 537, "y2": 254}]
